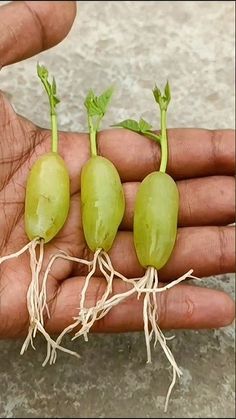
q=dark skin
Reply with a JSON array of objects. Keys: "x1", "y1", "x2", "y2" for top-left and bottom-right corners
[{"x1": 0, "y1": 1, "x2": 235, "y2": 340}]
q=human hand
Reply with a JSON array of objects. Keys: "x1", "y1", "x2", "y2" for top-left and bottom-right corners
[{"x1": 0, "y1": 1, "x2": 235, "y2": 340}]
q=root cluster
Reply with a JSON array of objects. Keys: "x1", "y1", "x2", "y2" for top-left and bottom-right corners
[{"x1": 0, "y1": 243, "x2": 198, "y2": 411}]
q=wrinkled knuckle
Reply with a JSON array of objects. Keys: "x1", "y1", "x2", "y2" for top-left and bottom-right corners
[
  {"x1": 158, "y1": 287, "x2": 196, "y2": 329},
  {"x1": 217, "y1": 227, "x2": 229, "y2": 273},
  {"x1": 181, "y1": 181, "x2": 192, "y2": 225},
  {"x1": 158, "y1": 291, "x2": 168, "y2": 328},
  {"x1": 183, "y1": 293, "x2": 195, "y2": 322},
  {"x1": 210, "y1": 130, "x2": 222, "y2": 170}
]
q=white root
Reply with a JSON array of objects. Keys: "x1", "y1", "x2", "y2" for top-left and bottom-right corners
[
  {"x1": 0, "y1": 237, "x2": 42, "y2": 352},
  {"x1": 69, "y1": 261, "x2": 199, "y2": 412},
  {"x1": 71, "y1": 254, "x2": 150, "y2": 338},
  {"x1": 0, "y1": 239, "x2": 88, "y2": 364},
  {"x1": 0, "y1": 238, "x2": 50, "y2": 353},
  {"x1": 0, "y1": 240, "x2": 36, "y2": 264},
  {"x1": 0, "y1": 247, "x2": 95, "y2": 367},
  {"x1": 143, "y1": 268, "x2": 182, "y2": 411},
  {"x1": 48, "y1": 249, "x2": 117, "y2": 365},
  {"x1": 46, "y1": 249, "x2": 101, "y2": 365},
  {"x1": 79, "y1": 248, "x2": 102, "y2": 332},
  {"x1": 56, "y1": 257, "x2": 195, "y2": 411},
  {"x1": 48, "y1": 250, "x2": 154, "y2": 366},
  {"x1": 20, "y1": 238, "x2": 47, "y2": 354},
  {"x1": 130, "y1": 267, "x2": 199, "y2": 412},
  {"x1": 37, "y1": 250, "x2": 95, "y2": 365},
  {"x1": 1, "y1": 239, "x2": 199, "y2": 411},
  {"x1": 38, "y1": 250, "x2": 94, "y2": 323}
]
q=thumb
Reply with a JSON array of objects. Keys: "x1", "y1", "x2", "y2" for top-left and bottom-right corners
[{"x1": 0, "y1": 1, "x2": 77, "y2": 67}]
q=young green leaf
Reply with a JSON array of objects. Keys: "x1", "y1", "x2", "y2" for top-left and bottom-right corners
[
  {"x1": 112, "y1": 118, "x2": 153, "y2": 134},
  {"x1": 84, "y1": 87, "x2": 114, "y2": 118},
  {"x1": 52, "y1": 76, "x2": 57, "y2": 95},
  {"x1": 113, "y1": 118, "x2": 161, "y2": 144},
  {"x1": 153, "y1": 85, "x2": 162, "y2": 105},
  {"x1": 164, "y1": 80, "x2": 171, "y2": 105},
  {"x1": 52, "y1": 96, "x2": 60, "y2": 107},
  {"x1": 84, "y1": 90, "x2": 101, "y2": 117},
  {"x1": 138, "y1": 118, "x2": 153, "y2": 133},
  {"x1": 96, "y1": 86, "x2": 114, "y2": 116},
  {"x1": 85, "y1": 87, "x2": 114, "y2": 157},
  {"x1": 37, "y1": 63, "x2": 60, "y2": 109},
  {"x1": 153, "y1": 81, "x2": 171, "y2": 110},
  {"x1": 112, "y1": 119, "x2": 141, "y2": 133},
  {"x1": 37, "y1": 63, "x2": 48, "y2": 81},
  {"x1": 37, "y1": 64, "x2": 60, "y2": 153}
]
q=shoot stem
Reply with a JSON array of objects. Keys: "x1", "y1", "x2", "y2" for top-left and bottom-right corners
[
  {"x1": 159, "y1": 109, "x2": 168, "y2": 173},
  {"x1": 88, "y1": 116, "x2": 98, "y2": 157},
  {"x1": 51, "y1": 112, "x2": 58, "y2": 154},
  {"x1": 37, "y1": 64, "x2": 59, "y2": 154}
]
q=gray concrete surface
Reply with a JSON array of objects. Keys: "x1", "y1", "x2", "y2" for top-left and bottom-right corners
[{"x1": 0, "y1": 1, "x2": 235, "y2": 418}]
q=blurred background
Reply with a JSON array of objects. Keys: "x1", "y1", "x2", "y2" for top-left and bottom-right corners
[{"x1": 0, "y1": 1, "x2": 235, "y2": 418}]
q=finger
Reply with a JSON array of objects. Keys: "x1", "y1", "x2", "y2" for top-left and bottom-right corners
[
  {"x1": 97, "y1": 128, "x2": 235, "y2": 181},
  {"x1": 103, "y1": 226, "x2": 235, "y2": 280},
  {"x1": 9, "y1": 127, "x2": 234, "y2": 195},
  {"x1": 46, "y1": 277, "x2": 235, "y2": 334},
  {"x1": 121, "y1": 176, "x2": 235, "y2": 229},
  {"x1": 0, "y1": 1, "x2": 76, "y2": 67}
]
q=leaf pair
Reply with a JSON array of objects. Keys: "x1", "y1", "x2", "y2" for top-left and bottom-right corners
[
  {"x1": 113, "y1": 118, "x2": 161, "y2": 143},
  {"x1": 84, "y1": 87, "x2": 113, "y2": 119},
  {"x1": 153, "y1": 81, "x2": 171, "y2": 110},
  {"x1": 37, "y1": 64, "x2": 60, "y2": 110},
  {"x1": 113, "y1": 82, "x2": 171, "y2": 144},
  {"x1": 114, "y1": 118, "x2": 152, "y2": 132}
]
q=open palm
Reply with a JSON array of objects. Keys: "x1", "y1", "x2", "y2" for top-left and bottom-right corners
[
  {"x1": 0, "y1": 91, "x2": 235, "y2": 339},
  {"x1": 0, "y1": 1, "x2": 235, "y2": 343}
]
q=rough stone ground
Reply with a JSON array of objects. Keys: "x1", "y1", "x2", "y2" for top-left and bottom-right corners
[{"x1": 0, "y1": 1, "x2": 235, "y2": 418}]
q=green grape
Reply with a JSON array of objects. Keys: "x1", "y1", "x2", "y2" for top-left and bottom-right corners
[
  {"x1": 25, "y1": 152, "x2": 70, "y2": 243},
  {"x1": 134, "y1": 171, "x2": 179, "y2": 270},
  {"x1": 81, "y1": 155, "x2": 125, "y2": 252}
]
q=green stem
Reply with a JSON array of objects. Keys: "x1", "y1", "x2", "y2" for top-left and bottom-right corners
[
  {"x1": 146, "y1": 131, "x2": 161, "y2": 144},
  {"x1": 39, "y1": 76, "x2": 59, "y2": 154},
  {"x1": 159, "y1": 109, "x2": 168, "y2": 173},
  {"x1": 51, "y1": 110, "x2": 58, "y2": 153},
  {"x1": 88, "y1": 116, "x2": 98, "y2": 157}
]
